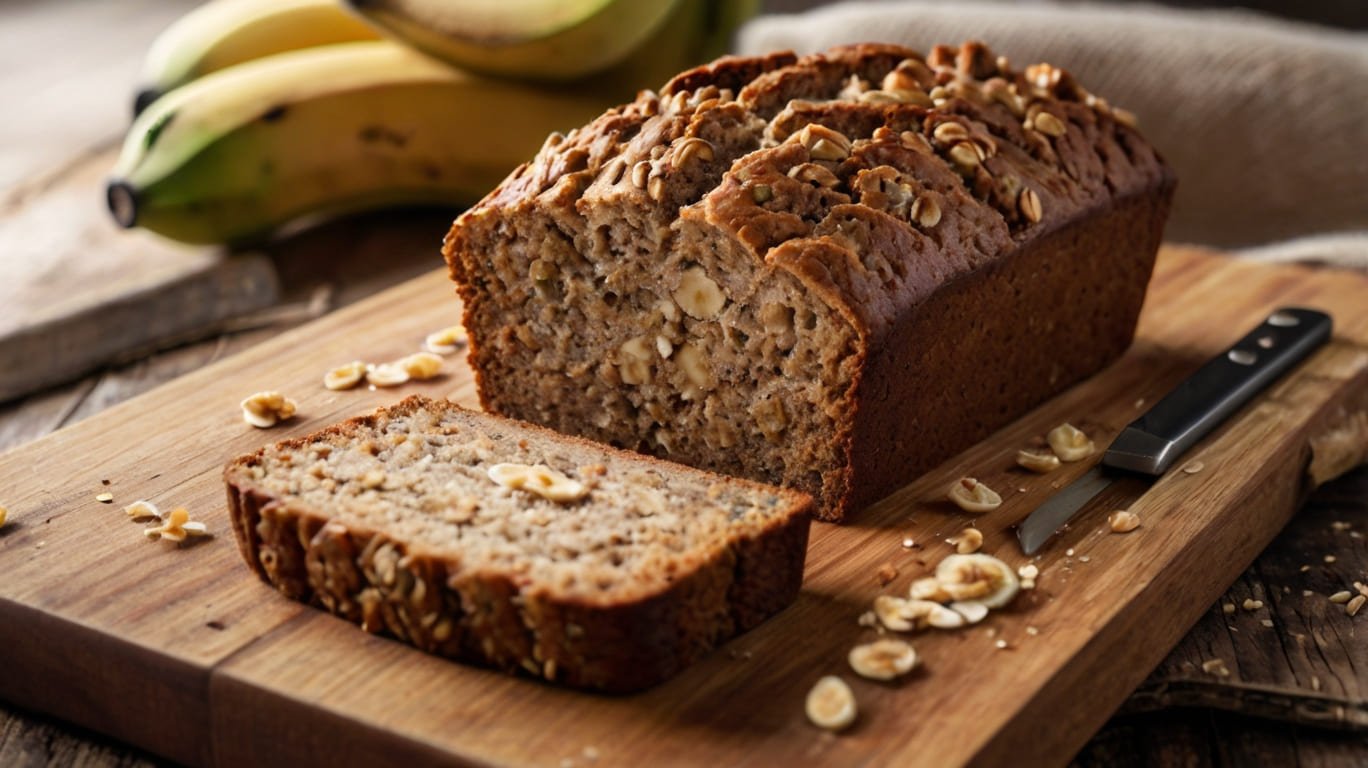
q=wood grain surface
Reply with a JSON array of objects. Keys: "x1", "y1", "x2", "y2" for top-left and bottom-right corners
[{"x1": 1, "y1": 246, "x2": 1365, "y2": 767}]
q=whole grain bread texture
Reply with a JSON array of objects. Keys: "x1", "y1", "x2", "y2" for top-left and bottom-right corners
[
  {"x1": 224, "y1": 396, "x2": 811, "y2": 692},
  {"x1": 444, "y1": 41, "x2": 1175, "y2": 521}
]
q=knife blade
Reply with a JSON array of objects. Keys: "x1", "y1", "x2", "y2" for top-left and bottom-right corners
[{"x1": 1015, "y1": 307, "x2": 1333, "y2": 555}]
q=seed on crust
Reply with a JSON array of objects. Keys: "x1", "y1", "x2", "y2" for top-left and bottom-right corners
[
  {"x1": 910, "y1": 195, "x2": 941, "y2": 228},
  {"x1": 948, "y1": 477, "x2": 1002, "y2": 513},
  {"x1": 797, "y1": 124, "x2": 852, "y2": 161},
  {"x1": 787, "y1": 162, "x2": 840, "y2": 188},
  {"x1": 1018, "y1": 188, "x2": 1043, "y2": 224},
  {"x1": 947, "y1": 142, "x2": 981, "y2": 169},
  {"x1": 805, "y1": 676, "x2": 856, "y2": 730},
  {"x1": 848, "y1": 639, "x2": 918, "y2": 680},
  {"x1": 1046, "y1": 423, "x2": 1094, "y2": 462},
  {"x1": 932, "y1": 121, "x2": 972, "y2": 145},
  {"x1": 1031, "y1": 111, "x2": 1067, "y2": 137},
  {"x1": 674, "y1": 137, "x2": 714, "y2": 166},
  {"x1": 630, "y1": 161, "x2": 650, "y2": 189}
]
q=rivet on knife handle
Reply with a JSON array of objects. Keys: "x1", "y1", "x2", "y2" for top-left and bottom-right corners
[{"x1": 1015, "y1": 307, "x2": 1332, "y2": 555}]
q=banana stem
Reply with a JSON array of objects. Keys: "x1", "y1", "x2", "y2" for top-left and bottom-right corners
[{"x1": 107, "y1": 182, "x2": 140, "y2": 229}]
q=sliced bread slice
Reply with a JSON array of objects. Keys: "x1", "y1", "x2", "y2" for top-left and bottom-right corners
[{"x1": 224, "y1": 395, "x2": 811, "y2": 692}]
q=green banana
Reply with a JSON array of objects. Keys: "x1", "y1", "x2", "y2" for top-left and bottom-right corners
[
  {"x1": 109, "y1": 41, "x2": 612, "y2": 245},
  {"x1": 134, "y1": 0, "x2": 380, "y2": 116},
  {"x1": 345, "y1": 0, "x2": 682, "y2": 82}
]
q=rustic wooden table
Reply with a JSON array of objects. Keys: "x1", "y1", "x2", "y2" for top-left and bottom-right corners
[{"x1": 1, "y1": 1, "x2": 1364, "y2": 765}]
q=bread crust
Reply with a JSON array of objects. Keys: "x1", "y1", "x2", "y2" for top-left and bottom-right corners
[{"x1": 224, "y1": 396, "x2": 812, "y2": 693}]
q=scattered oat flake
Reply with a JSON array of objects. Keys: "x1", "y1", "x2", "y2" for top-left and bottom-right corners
[
  {"x1": 1065, "y1": 548, "x2": 1075, "y2": 557},
  {"x1": 1260, "y1": 619, "x2": 1274, "y2": 628},
  {"x1": 1311, "y1": 675, "x2": 1322, "y2": 691},
  {"x1": 1078, "y1": 555, "x2": 1091, "y2": 563},
  {"x1": 1329, "y1": 590, "x2": 1352, "y2": 604},
  {"x1": 95, "y1": 492, "x2": 114, "y2": 503},
  {"x1": 1201, "y1": 658, "x2": 1230, "y2": 677},
  {"x1": 1181, "y1": 461, "x2": 1205, "y2": 474},
  {"x1": 857, "y1": 610, "x2": 878, "y2": 628},
  {"x1": 1018, "y1": 564, "x2": 1039, "y2": 580},
  {"x1": 124, "y1": 500, "x2": 160, "y2": 520},
  {"x1": 1331, "y1": 521, "x2": 1351, "y2": 532},
  {"x1": 901, "y1": 537, "x2": 916, "y2": 549},
  {"x1": 1242, "y1": 599, "x2": 1264, "y2": 611},
  {"x1": 144, "y1": 507, "x2": 209, "y2": 543},
  {"x1": 1222, "y1": 603, "x2": 1236, "y2": 615},
  {"x1": 1108, "y1": 510, "x2": 1140, "y2": 533},
  {"x1": 1324, "y1": 555, "x2": 1337, "y2": 564},
  {"x1": 805, "y1": 676, "x2": 856, "y2": 731},
  {"x1": 1300, "y1": 565, "x2": 1312, "y2": 573},
  {"x1": 425, "y1": 325, "x2": 469, "y2": 355},
  {"x1": 1348, "y1": 595, "x2": 1366, "y2": 617},
  {"x1": 994, "y1": 639, "x2": 1009, "y2": 649},
  {"x1": 1025, "y1": 626, "x2": 1040, "y2": 636},
  {"x1": 1303, "y1": 590, "x2": 1314, "y2": 597}
]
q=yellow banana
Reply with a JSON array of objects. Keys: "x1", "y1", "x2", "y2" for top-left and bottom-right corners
[
  {"x1": 345, "y1": 0, "x2": 681, "y2": 81},
  {"x1": 135, "y1": 0, "x2": 379, "y2": 115},
  {"x1": 109, "y1": 41, "x2": 612, "y2": 245}
]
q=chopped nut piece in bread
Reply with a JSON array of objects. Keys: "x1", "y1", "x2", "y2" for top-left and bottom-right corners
[{"x1": 487, "y1": 463, "x2": 589, "y2": 503}]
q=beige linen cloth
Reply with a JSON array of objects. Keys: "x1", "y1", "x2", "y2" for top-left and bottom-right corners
[{"x1": 738, "y1": 2, "x2": 1368, "y2": 266}]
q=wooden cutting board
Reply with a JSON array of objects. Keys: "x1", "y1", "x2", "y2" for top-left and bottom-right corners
[{"x1": 0, "y1": 246, "x2": 1365, "y2": 767}]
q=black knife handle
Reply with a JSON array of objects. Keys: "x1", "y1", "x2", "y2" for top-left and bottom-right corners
[{"x1": 1103, "y1": 307, "x2": 1332, "y2": 476}]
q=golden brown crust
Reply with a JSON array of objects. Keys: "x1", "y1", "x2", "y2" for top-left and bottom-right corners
[{"x1": 224, "y1": 396, "x2": 812, "y2": 692}]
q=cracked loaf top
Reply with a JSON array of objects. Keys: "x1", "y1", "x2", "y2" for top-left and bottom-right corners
[{"x1": 447, "y1": 40, "x2": 1173, "y2": 344}]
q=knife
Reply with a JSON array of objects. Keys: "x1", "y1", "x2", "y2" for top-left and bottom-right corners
[{"x1": 1015, "y1": 307, "x2": 1333, "y2": 555}]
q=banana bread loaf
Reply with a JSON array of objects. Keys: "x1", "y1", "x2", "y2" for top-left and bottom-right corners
[
  {"x1": 224, "y1": 396, "x2": 811, "y2": 692},
  {"x1": 444, "y1": 41, "x2": 1175, "y2": 521}
]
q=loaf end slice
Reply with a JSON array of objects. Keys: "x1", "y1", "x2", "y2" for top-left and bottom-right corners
[{"x1": 223, "y1": 396, "x2": 811, "y2": 692}]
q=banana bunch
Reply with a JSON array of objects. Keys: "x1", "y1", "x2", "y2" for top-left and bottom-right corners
[{"x1": 111, "y1": 0, "x2": 757, "y2": 245}]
